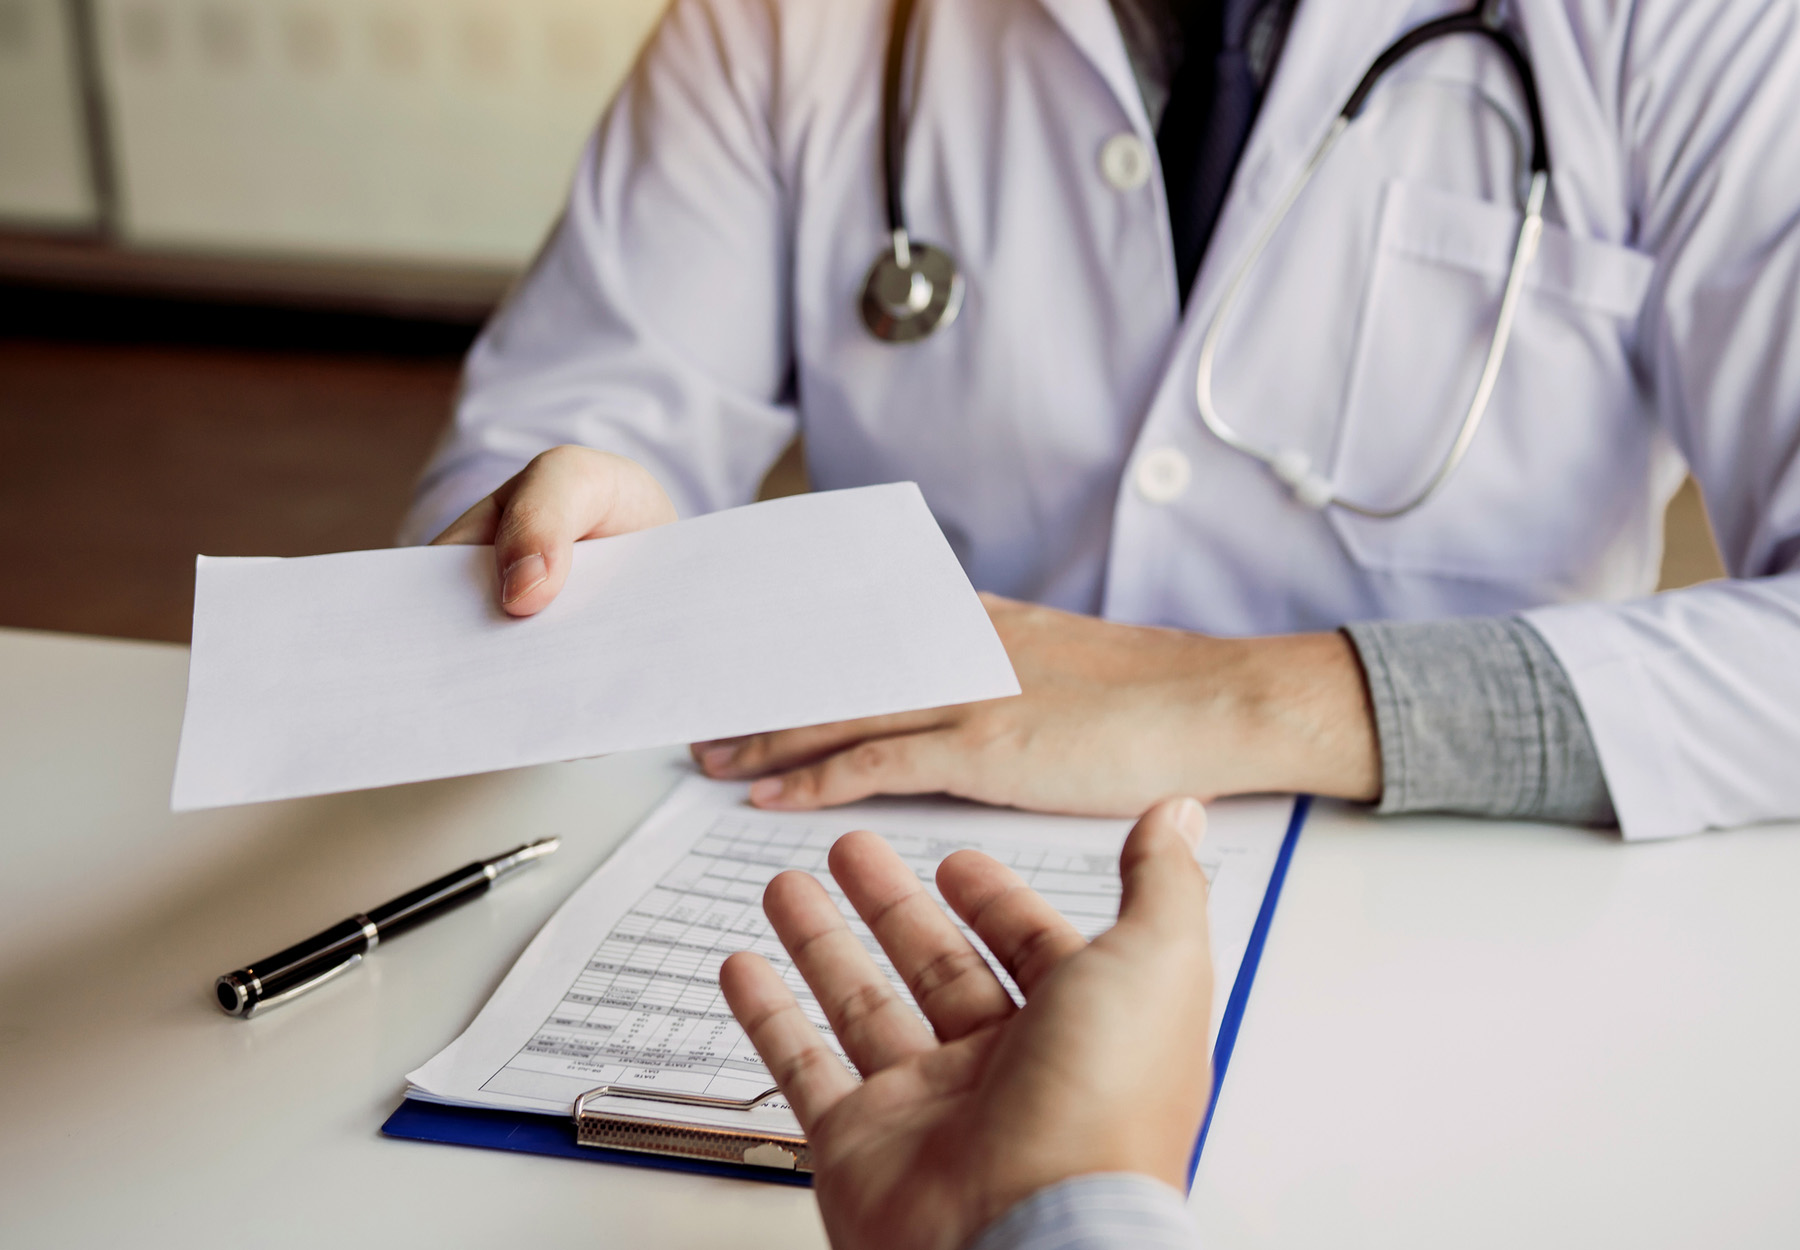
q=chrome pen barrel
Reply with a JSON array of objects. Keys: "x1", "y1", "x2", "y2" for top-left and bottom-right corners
[{"x1": 214, "y1": 914, "x2": 375, "y2": 1017}]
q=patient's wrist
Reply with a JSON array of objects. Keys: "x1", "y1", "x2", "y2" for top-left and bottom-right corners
[{"x1": 964, "y1": 1173, "x2": 1198, "y2": 1250}]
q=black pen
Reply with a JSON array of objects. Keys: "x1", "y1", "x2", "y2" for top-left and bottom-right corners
[{"x1": 214, "y1": 837, "x2": 560, "y2": 1017}]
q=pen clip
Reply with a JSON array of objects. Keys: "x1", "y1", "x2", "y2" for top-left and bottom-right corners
[{"x1": 237, "y1": 952, "x2": 363, "y2": 1018}]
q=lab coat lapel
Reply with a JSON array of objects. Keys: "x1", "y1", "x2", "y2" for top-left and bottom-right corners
[
  {"x1": 1188, "y1": 0, "x2": 1439, "y2": 317},
  {"x1": 1031, "y1": 0, "x2": 1156, "y2": 135}
]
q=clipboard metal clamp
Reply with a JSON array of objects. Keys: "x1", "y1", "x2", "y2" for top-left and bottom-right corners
[{"x1": 573, "y1": 1083, "x2": 813, "y2": 1174}]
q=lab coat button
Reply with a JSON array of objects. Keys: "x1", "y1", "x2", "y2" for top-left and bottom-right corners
[
  {"x1": 1099, "y1": 134, "x2": 1152, "y2": 191},
  {"x1": 1135, "y1": 448, "x2": 1191, "y2": 503}
]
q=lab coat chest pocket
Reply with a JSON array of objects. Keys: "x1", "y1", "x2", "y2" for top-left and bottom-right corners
[{"x1": 1326, "y1": 180, "x2": 1656, "y2": 588}]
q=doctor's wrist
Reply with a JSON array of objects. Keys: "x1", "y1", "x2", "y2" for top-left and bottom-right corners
[{"x1": 1187, "y1": 631, "x2": 1381, "y2": 804}]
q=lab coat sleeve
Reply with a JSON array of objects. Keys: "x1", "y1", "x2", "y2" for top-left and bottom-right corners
[
  {"x1": 399, "y1": 0, "x2": 798, "y2": 544},
  {"x1": 1522, "y1": 0, "x2": 1800, "y2": 839}
]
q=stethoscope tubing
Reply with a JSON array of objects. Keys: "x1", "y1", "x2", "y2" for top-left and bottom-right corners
[
  {"x1": 880, "y1": 0, "x2": 918, "y2": 241},
  {"x1": 862, "y1": 0, "x2": 963, "y2": 341},
  {"x1": 1346, "y1": 8, "x2": 1548, "y2": 176},
  {"x1": 1194, "y1": 3, "x2": 1552, "y2": 519}
]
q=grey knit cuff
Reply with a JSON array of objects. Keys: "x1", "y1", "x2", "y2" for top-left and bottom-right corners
[{"x1": 1344, "y1": 616, "x2": 1617, "y2": 826}]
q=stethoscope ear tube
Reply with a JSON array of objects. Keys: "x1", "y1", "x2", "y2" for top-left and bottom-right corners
[
  {"x1": 878, "y1": 0, "x2": 917, "y2": 244},
  {"x1": 1342, "y1": 7, "x2": 1549, "y2": 175},
  {"x1": 1195, "y1": 6, "x2": 1551, "y2": 519}
]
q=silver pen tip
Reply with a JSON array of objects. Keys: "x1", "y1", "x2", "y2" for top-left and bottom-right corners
[
  {"x1": 485, "y1": 837, "x2": 562, "y2": 881},
  {"x1": 505, "y1": 837, "x2": 560, "y2": 864}
]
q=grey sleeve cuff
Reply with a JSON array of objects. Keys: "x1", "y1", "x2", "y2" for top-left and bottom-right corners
[
  {"x1": 966, "y1": 1173, "x2": 1200, "y2": 1250},
  {"x1": 1343, "y1": 616, "x2": 1617, "y2": 826}
]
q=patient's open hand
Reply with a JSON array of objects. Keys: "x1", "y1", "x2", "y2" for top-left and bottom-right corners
[{"x1": 719, "y1": 797, "x2": 1216, "y2": 1250}]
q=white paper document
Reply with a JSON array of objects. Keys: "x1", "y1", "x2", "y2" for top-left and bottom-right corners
[
  {"x1": 172, "y1": 484, "x2": 1018, "y2": 810},
  {"x1": 405, "y1": 775, "x2": 1299, "y2": 1139}
]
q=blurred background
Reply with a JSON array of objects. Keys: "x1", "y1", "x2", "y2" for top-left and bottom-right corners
[{"x1": 0, "y1": 0, "x2": 1716, "y2": 645}]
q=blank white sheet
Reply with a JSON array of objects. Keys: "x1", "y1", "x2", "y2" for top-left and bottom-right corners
[{"x1": 172, "y1": 484, "x2": 1018, "y2": 810}]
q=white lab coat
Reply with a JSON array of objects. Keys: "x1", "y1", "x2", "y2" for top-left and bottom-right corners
[{"x1": 405, "y1": 0, "x2": 1800, "y2": 840}]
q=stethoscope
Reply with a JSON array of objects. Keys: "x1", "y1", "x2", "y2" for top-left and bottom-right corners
[
  {"x1": 859, "y1": 0, "x2": 963, "y2": 343},
  {"x1": 1197, "y1": 2, "x2": 1550, "y2": 516},
  {"x1": 861, "y1": 0, "x2": 1550, "y2": 521}
]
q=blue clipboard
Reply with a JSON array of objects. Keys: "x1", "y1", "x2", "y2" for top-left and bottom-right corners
[{"x1": 383, "y1": 796, "x2": 1311, "y2": 1189}]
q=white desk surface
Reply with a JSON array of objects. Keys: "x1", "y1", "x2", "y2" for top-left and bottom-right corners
[{"x1": 1, "y1": 627, "x2": 1796, "y2": 1249}]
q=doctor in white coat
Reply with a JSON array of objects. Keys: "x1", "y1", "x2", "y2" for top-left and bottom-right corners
[{"x1": 406, "y1": 0, "x2": 1800, "y2": 843}]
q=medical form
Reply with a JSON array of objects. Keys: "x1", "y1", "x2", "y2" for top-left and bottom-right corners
[{"x1": 405, "y1": 775, "x2": 1297, "y2": 1139}]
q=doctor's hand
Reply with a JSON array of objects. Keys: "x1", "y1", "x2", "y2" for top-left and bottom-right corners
[
  {"x1": 719, "y1": 798, "x2": 1214, "y2": 1250},
  {"x1": 429, "y1": 445, "x2": 677, "y2": 616},
  {"x1": 697, "y1": 594, "x2": 1380, "y2": 816}
]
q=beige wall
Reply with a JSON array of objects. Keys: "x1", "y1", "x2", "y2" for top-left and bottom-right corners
[
  {"x1": 92, "y1": 0, "x2": 667, "y2": 264},
  {"x1": 0, "y1": 0, "x2": 97, "y2": 227}
]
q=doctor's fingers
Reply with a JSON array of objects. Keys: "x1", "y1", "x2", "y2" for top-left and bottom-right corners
[
  {"x1": 935, "y1": 850, "x2": 1087, "y2": 997},
  {"x1": 432, "y1": 494, "x2": 503, "y2": 546},
  {"x1": 826, "y1": 831, "x2": 1017, "y2": 1042},
  {"x1": 440, "y1": 446, "x2": 677, "y2": 617},
  {"x1": 491, "y1": 447, "x2": 679, "y2": 615},
  {"x1": 760, "y1": 868, "x2": 938, "y2": 1075},
  {"x1": 718, "y1": 951, "x2": 858, "y2": 1134},
  {"x1": 693, "y1": 708, "x2": 955, "y2": 780},
  {"x1": 747, "y1": 729, "x2": 974, "y2": 811}
]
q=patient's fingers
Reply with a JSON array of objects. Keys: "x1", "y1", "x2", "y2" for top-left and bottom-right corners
[
  {"x1": 718, "y1": 951, "x2": 856, "y2": 1134},
  {"x1": 1115, "y1": 797, "x2": 1212, "y2": 943},
  {"x1": 828, "y1": 831, "x2": 1016, "y2": 1042},
  {"x1": 936, "y1": 850, "x2": 1087, "y2": 996},
  {"x1": 761, "y1": 869, "x2": 935, "y2": 1075}
]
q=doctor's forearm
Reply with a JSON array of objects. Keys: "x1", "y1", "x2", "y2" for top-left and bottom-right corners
[
  {"x1": 1198, "y1": 630, "x2": 1384, "y2": 804},
  {"x1": 700, "y1": 599, "x2": 1384, "y2": 816}
]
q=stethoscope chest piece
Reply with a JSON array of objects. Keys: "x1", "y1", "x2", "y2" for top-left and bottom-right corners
[{"x1": 860, "y1": 234, "x2": 963, "y2": 343}]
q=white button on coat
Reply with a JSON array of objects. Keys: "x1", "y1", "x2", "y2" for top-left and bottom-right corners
[
  {"x1": 1135, "y1": 448, "x2": 1191, "y2": 503},
  {"x1": 1099, "y1": 133, "x2": 1152, "y2": 191}
]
